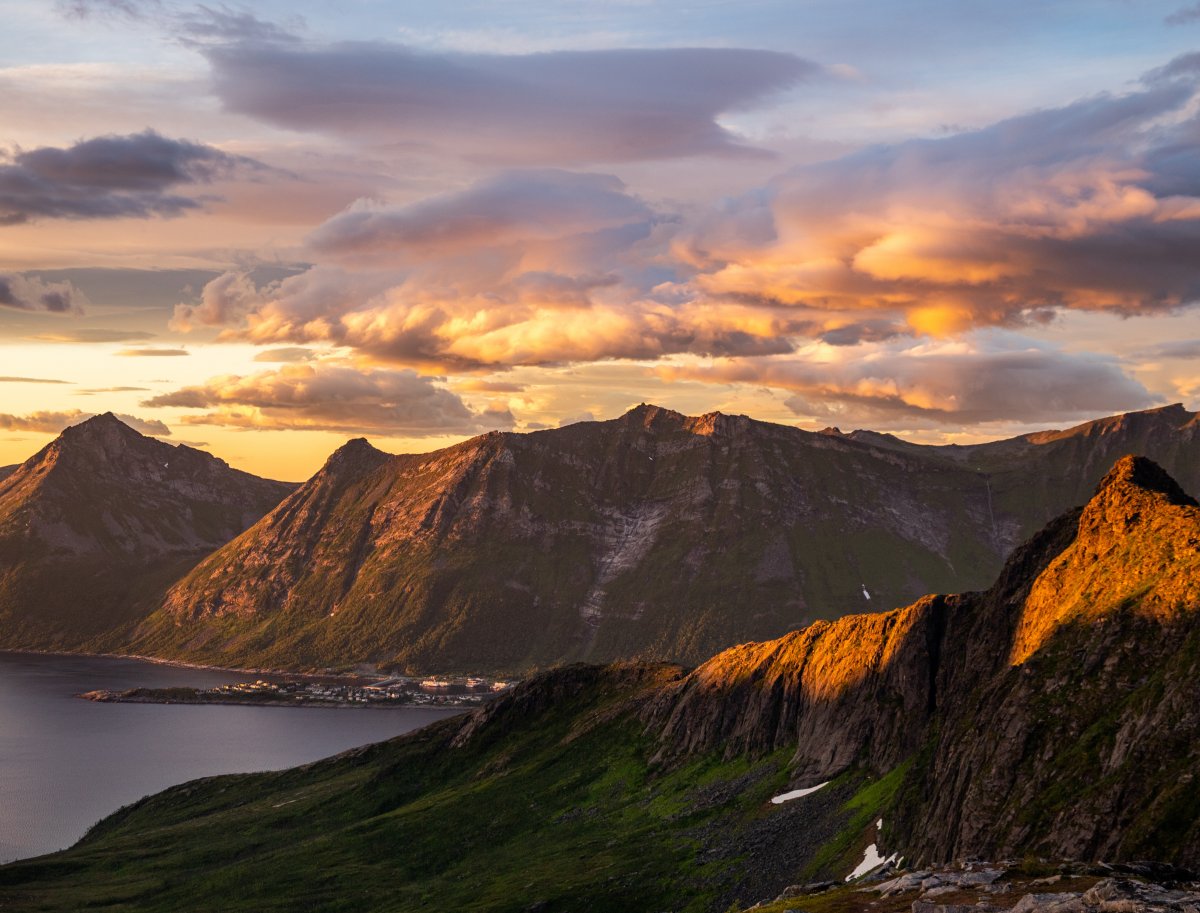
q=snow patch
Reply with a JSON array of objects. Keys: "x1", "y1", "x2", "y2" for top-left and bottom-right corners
[
  {"x1": 845, "y1": 818, "x2": 898, "y2": 881},
  {"x1": 861, "y1": 584, "x2": 871, "y2": 600},
  {"x1": 770, "y1": 781, "x2": 829, "y2": 804}
]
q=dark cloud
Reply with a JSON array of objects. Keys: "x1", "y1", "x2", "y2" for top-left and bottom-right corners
[
  {"x1": 115, "y1": 347, "x2": 190, "y2": 356},
  {"x1": 54, "y1": 0, "x2": 160, "y2": 20},
  {"x1": 176, "y1": 5, "x2": 301, "y2": 45},
  {"x1": 143, "y1": 364, "x2": 514, "y2": 436},
  {"x1": 203, "y1": 41, "x2": 816, "y2": 164},
  {"x1": 0, "y1": 410, "x2": 169, "y2": 436},
  {"x1": 0, "y1": 274, "x2": 88, "y2": 314},
  {"x1": 1166, "y1": 3, "x2": 1200, "y2": 25},
  {"x1": 55, "y1": 0, "x2": 298, "y2": 44},
  {"x1": 0, "y1": 130, "x2": 265, "y2": 225}
]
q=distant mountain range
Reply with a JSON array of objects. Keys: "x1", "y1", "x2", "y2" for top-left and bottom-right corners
[
  {"x1": 0, "y1": 404, "x2": 1197, "y2": 672},
  {"x1": 7, "y1": 456, "x2": 1198, "y2": 911},
  {"x1": 0, "y1": 414, "x2": 293, "y2": 648}
]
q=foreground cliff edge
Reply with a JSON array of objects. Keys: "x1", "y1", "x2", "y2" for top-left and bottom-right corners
[{"x1": 2, "y1": 455, "x2": 1198, "y2": 912}]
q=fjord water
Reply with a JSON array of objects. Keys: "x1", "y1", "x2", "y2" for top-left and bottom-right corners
[{"x1": 0, "y1": 652, "x2": 460, "y2": 863}]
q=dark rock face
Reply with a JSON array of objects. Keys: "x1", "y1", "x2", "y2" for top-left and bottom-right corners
[
  {"x1": 0, "y1": 414, "x2": 294, "y2": 647},
  {"x1": 647, "y1": 456, "x2": 1200, "y2": 868},
  {"x1": 136, "y1": 404, "x2": 1200, "y2": 674}
]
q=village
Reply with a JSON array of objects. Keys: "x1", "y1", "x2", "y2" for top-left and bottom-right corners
[
  {"x1": 209, "y1": 676, "x2": 514, "y2": 708},
  {"x1": 79, "y1": 675, "x2": 515, "y2": 710}
]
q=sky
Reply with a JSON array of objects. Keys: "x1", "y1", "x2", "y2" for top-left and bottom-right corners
[{"x1": 1, "y1": 0, "x2": 1199, "y2": 480}]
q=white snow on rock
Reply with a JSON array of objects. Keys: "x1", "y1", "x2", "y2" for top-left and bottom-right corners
[
  {"x1": 770, "y1": 781, "x2": 829, "y2": 804},
  {"x1": 862, "y1": 584, "x2": 871, "y2": 600},
  {"x1": 845, "y1": 818, "x2": 898, "y2": 880}
]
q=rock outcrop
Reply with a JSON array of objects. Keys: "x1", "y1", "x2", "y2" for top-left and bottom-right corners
[{"x1": 648, "y1": 456, "x2": 1200, "y2": 867}]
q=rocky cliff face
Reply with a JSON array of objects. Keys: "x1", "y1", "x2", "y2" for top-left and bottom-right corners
[
  {"x1": 646, "y1": 455, "x2": 1200, "y2": 867},
  {"x1": 0, "y1": 414, "x2": 294, "y2": 647},
  {"x1": 130, "y1": 404, "x2": 1200, "y2": 674}
]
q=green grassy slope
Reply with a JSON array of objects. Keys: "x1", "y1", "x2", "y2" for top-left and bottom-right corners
[{"x1": 0, "y1": 665, "x2": 900, "y2": 913}]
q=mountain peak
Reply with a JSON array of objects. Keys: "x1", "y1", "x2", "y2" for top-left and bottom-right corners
[
  {"x1": 1009, "y1": 456, "x2": 1200, "y2": 665},
  {"x1": 1093, "y1": 454, "x2": 1198, "y2": 508},
  {"x1": 321, "y1": 436, "x2": 390, "y2": 475},
  {"x1": 60, "y1": 412, "x2": 142, "y2": 440},
  {"x1": 619, "y1": 403, "x2": 688, "y2": 428}
]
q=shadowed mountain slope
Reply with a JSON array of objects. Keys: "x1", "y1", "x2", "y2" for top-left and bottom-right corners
[
  {"x1": 0, "y1": 414, "x2": 294, "y2": 647},
  {"x1": 6, "y1": 457, "x2": 1200, "y2": 912},
  {"x1": 131, "y1": 403, "x2": 1200, "y2": 674}
]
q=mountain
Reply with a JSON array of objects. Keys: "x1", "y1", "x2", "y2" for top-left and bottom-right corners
[
  {"x1": 0, "y1": 414, "x2": 294, "y2": 648},
  {"x1": 0, "y1": 465, "x2": 16, "y2": 483},
  {"x1": 648, "y1": 454, "x2": 1200, "y2": 866},
  {"x1": 128, "y1": 403, "x2": 1200, "y2": 674},
  {"x1": 129, "y1": 404, "x2": 1012, "y2": 672},
  {"x1": 5, "y1": 456, "x2": 1199, "y2": 912},
  {"x1": 848, "y1": 402, "x2": 1200, "y2": 532}
]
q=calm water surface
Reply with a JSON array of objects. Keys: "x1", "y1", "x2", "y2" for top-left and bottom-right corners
[{"x1": 0, "y1": 652, "x2": 461, "y2": 862}]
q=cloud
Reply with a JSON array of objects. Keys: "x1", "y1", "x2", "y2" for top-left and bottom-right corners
[
  {"x1": 203, "y1": 41, "x2": 816, "y2": 164},
  {"x1": 0, "y1": 376, "x2": 69, "y2": 384},
  {"x1": 1137, "y1": 338, "x2": 1200, "y2": 359},
  {"x1": 252, "y1": 347, "x2": 315, "y2": 363},
  {"x1": 660, "y1": 332, "x2": 1159, "y2": 428},
  {"x1": 175, "y1": 5, "x2": 302, "y2": 45},
  {"x1": 0, "y1": 274, "x2": 88, "y2": 314},
  {"x1": 115, "y1": 347, "x2": 190, "y2": 356},
  {"x1": 307, "y1": 169, "x2": 654, "y2": 265},
  {"x1": 172, "y1": 170, "x2": 802, "y2": 368},
  {"x1": 54, "y1": 0, "x2": 160, "y2": 20},
  {"x1": 157, "y1": 56, "x2": 1200, "y2": 431},
  {"x1": 30, "y1": 329, "x2": 155, "y2": 343},
  {"x1": 170, "y1": 270, "x2": 263, "y2": 331},
  {"x1": 75, "y1": 386, "x2": 151, "y2": 394},
  {"x1": 0, "y1": 410, "x2": 170, "y2": 436},
  {"x1": 0, "y1": 130, "x2": 266, "y2": 225},
  {"x1": 1166, "y1": 3, "x2": 1200, "y2": 25},
  {"x1": 142, "y1": 363, "x2": 514, "y2": 435},
  {"x1": 676, "y1": 68, "x2": 1200, "y2": 334}
]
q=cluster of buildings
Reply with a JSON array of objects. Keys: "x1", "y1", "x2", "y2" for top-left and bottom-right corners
[{"x1": 204, "y1": 675, "x2": 514, "y2": 708}]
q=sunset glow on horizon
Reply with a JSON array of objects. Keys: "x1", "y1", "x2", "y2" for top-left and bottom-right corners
[{"x1": 3, "y1": 0, "x2": 1200, "y2": 480}]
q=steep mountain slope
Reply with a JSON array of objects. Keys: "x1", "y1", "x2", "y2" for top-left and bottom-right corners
[
  {"x1": 0, "y1": 465, "x2": 16, "y2": 483},
  {"x1": 849, "y1": 403, "x2": 1200, "y2": 532},
  {"x1": 0, "y1": 414, "x2": 294, "y2": 647},
  {"x1": 131, "y1": 404, "x2": 1011, "y2": 672},
  {"x1": 6, "y1": 457, "x2": 1199, "y2": 912},
  {"x1": 134, "y1": 403, "x2": 1200, "y2": 675}
]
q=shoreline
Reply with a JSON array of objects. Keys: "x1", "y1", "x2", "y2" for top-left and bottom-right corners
[
  {"x1": 0, "y1": 647, "x2": 376, "y2": 683},
  {"x1": 76, "y1": 692, "x2": 470, "y2": 712}
]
